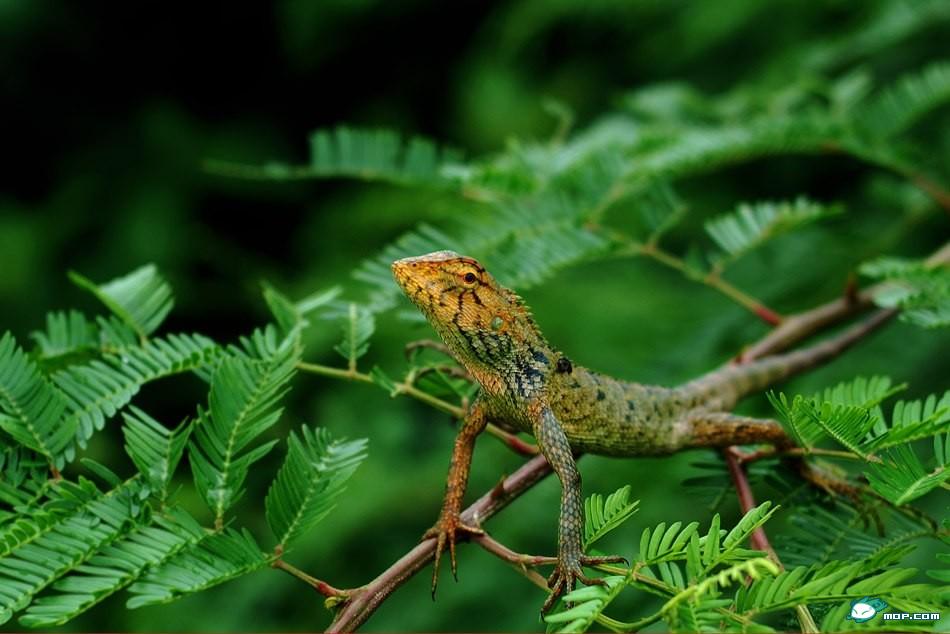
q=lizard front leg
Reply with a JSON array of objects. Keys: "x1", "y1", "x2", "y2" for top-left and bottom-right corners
[
  {"x1": 532, "y1": 404, "x2": 625, "y2": 613},
  {"x1": 423, "y1": 399, "x2": 487, "y2": 598}
]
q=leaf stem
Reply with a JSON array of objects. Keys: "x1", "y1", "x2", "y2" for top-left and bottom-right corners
[
  {"x1": 621, "y1": 241, "x2": 783, "y2": 325},
  {"x1": 295, "y1": 361, "x2": 536, "y2": 453},
  {"x1": 272, "y1": 559, "x2": 348, "y2": 598}
]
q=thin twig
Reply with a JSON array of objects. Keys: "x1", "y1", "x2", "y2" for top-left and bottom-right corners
[
  {"x1": 626, "y1": 242, "x2": 783, "y2": 325},
  {"x1": 472, "y1": 533, "x2": 554, "y2": 591},
  {"x1": 273, "y1": 559, "x2": 348, "y2": 599},
  {"x1": 296, "y1": 361, "x2": 530, "y2": 453}
]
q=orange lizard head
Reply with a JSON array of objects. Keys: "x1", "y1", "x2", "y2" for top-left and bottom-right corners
[{"x1": 392, "y1": 251, "x2": 550, "y2": 377}]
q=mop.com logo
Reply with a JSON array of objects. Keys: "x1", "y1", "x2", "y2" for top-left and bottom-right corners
[
  {"x1": 846, "y1": 597, "x2": 887, "y2": 623},
  {"x1": 844, "y1": 596, "x2": 941, "y2": 624}
]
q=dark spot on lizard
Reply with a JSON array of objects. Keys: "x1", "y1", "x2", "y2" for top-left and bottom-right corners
[
  {"x1": 556, "y1": 357, "x2": 573, "y2": 374},
  {"x1": 596, "y1": 390, "x2": 606, "y2": 401},
  {"x1": 627, "y1": 400, "x2": 636, "y2": 411},
  {"x1": 532, "y1": 350, "x2": 549, "y2": 365}
]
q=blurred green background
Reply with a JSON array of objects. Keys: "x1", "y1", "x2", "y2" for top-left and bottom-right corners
[{"x1": 1, "y1": 1, "x2": 948, "y2": 631}]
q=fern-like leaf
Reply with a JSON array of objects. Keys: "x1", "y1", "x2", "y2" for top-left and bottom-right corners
[
  {"x1": 0, "y1": 333, "x2": 74, "y2": 465},
  {"x1": 705, "y1": 197, "x2": 840, "y2": 266},
  {"x1": 0, "y1": 479, "x2": 144, "y2": 625},
  {"x1": 205, "y1": 126, "x2": 459, "y2": 186},
  {"x1": 583, "y1": 485, "x2": 639, "y2": 549},
  {"x1": 265, "y1": 426, "x2": 367, "y2": 551},
  {"x1": 29, "y1": 311, "x2": 97, "y2": 365},
  {"x1": 864, "y1": 441, "x2": 948, "y2": 505},
  {"x1": 126, "y1": 528, "x2": 269, "y2": 608},
  {"x1": 543, "y1": 576, "x2": 626, "y2": 633},
  {"x1": 855, "y1": 60, "x2": 950, "y2": 139},
  {"x1": 68, "y1": 265, "x2": 174, "y2": 340},
  {"x1": 122, "y1": 407, "x2": 192, "y2": 503},
  {"x1": 190, "y1": 348, "x2": 298, "y2": 525},
  {"x1": 638, "y1": 519, "x2": 700, "y2": 565},
  {"x1": 860, "y1": 256, "x2": 950, "y2": 329},
  {"x1": 333, "y1": 303, "x2": 375, "y2": 370},
  {"x1": 19, "y1": 509, "x2": 205, "y2": 627},
  {"x1": 864, "y1": 390, "x2": 950, "y2": 451}
]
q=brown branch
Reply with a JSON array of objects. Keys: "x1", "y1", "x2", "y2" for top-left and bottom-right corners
[
  {"x1": 326, "y1": 454, "x2": 554, "y2": 632},
  {"x1": 723, "y1": 448, "x2": 778, "y2": 560},
  {"x1": 742, "y1": 239, "x2": 950, "y2": 361}
]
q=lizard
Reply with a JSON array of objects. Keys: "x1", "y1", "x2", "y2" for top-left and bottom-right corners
[{"x1": 391, "y1": 250, "x2": 884, "y2": 613}]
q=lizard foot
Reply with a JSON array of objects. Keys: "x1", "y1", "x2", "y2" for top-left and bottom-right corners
[
  {"x1": 541, "y1": 553, "x2": 627, "y2": 614},
  {"x1": 422, "y1": 514, "x2": 484, "y2": 599}
]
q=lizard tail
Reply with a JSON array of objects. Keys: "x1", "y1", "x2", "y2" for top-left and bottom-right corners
[{"x1": 681, "y1": 309, "x2": 894, "y2": 409}]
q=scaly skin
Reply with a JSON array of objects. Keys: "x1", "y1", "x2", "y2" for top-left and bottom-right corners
[{"x1": 391, "y1": 250, "x2": 873, "y2": 611}]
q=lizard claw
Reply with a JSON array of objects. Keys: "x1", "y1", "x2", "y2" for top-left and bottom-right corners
[
  {"x1": 423, "y1": 514, "x2": 484, "y2": 599},
  {"x1": 541, "y1": 553, "x2": 626, "y2": 613}
]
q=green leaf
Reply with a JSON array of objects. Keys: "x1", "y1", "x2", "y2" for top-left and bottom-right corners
[
  {"x1": 68, "y1": 265, "x2": 174, "y2": 339},
  {"x1": 855, "y1": 60, "x2": 950, "y2": 139},
  {"x1": 544, "y1": 576, "x2": 625, "y2": 633},
  {"x1": 865, "y1": 442, "x2": 949, "y2": 505},
  {"x1": 0, "y1": 332, "x2": 74, "y2": 464},
  {"x1": 189, "y1": 348, "x2": 298, "y2": 524},
  {"x1": 860, "y1": 257, "x2": 950, "y2": 329},
  {"x1": 0, "y1": 479, "x2": 144, "y2": 625},
  {"x1": 122, "y1": 407, "x2": 192, "y2": 502},
  {"x1": 333, "y1": 303, "x2": 375, "y2": 368},
  {"x1": 29, "y1": 311, "x2": 97, "y2": 365},
  {"x1": 51, "y1": 332, "x2": 221, "y2": 454},
  {"x1": 583, "y1": 485, "x2": 639, "y2": 549},
  {"x1": 205, "y1": 125, "x2": 459, "y2": 187},
  {"x1": 126, "y1": 528, "x2": 269, "y2": 608},
  {"x1": 638, "y1": 520, "x2": 700, "y2": 564},
  {"x1": 19, "y1": 509, "x2": 205, "y2": 627},
  {"x1": 863, "y1": 390, "x2": 950, "y2": 451},
  {"x1": 265, "y1": 426, "x2": 367, "y2": 550},
  {"x1": 705, "y1": 197, "x2": 841, "y2": 266},
  {"x1": 261, "y1": 284, "x2": 341, "y2": 338}
]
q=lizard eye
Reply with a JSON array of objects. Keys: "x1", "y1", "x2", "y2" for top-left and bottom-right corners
[{"x1": 463, "y1": 272, "x2": 477, "y2": 284}]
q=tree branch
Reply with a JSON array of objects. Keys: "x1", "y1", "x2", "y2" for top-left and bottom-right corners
[{"x1": 326, "y1": 453, "x2": 554, "y2": 633}]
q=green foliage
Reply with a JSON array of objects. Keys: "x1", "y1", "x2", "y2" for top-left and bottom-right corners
[
  {"x1": 865, "y1": 435, "x2": 949, "y2": 504},
  {"x1": 265, "y1": 425, "x2": 367, "y2": 550},
  {"x1": 582, "y1": 484, "x2": 639, "y2": 548},
  {"x1": 19, "y1": 509, "x2": 206, "y2": 627},
  {"x1": 68, "y1": 265, "x2": 174, "y2": 340},
  {"x1": 206, "y1": 125, "x2": 460, "y2": 186},
  {"x1": 769, "y1": 376, "x2": 950, "y2": 504},
  {"x1": 126, "y1": 528, "x2": 270, "y2": 608},
  {"x1": 0, "y1": 264, "x2": 368, "y2": 627},
  {"x1": 547, "y1": 491, "x2": 945, "y2": 633},
  {"x1": 29, "y1": 311, "x2": 97, "y2": 365},
  {"x1": 190, "y1": 347, "x2": 299, "y2": 525},
  {"x1": 0, "y1": 333, "x2": 74, "y2": 465},
  {"x1": 0, "y1": 479, "x2": 145, "y2": 625},
  {"x1": 332, "y1": 302, "x2": 375, "y2": 368},
  {"x1": 861, "y1": 256, "x2": 950, "y2": 328},
  {"x1": 704, "y1": 197, "x2": 841, "y2": 267},
  {"x1": 121, "y1": 407, "x2": 192, "y2": 503}
]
